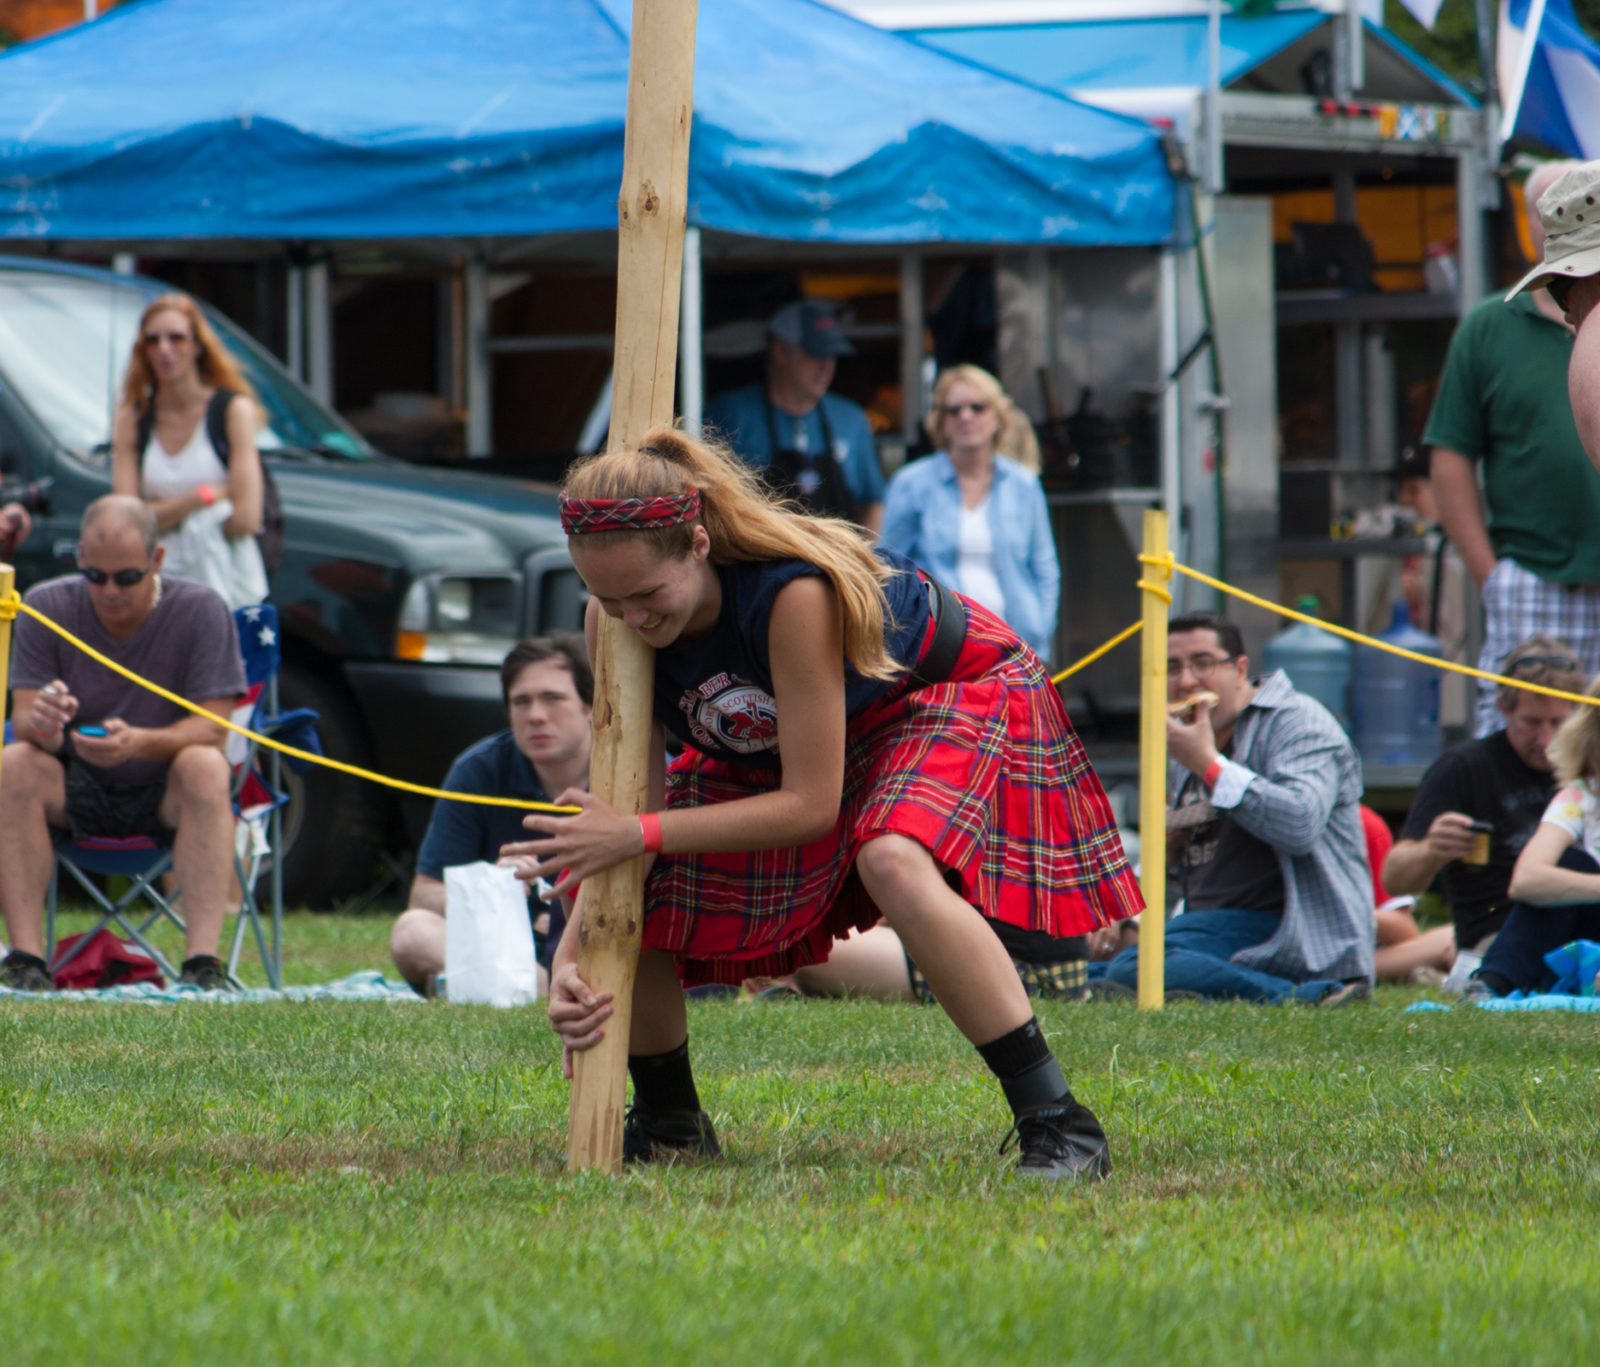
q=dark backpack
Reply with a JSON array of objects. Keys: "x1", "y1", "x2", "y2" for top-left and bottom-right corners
[{"x1": 137, "y1": 388, "x2": 286, "y2": 573}]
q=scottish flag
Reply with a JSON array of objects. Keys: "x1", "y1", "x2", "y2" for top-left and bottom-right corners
[{"x1": 1499, "y1": 0, "x2": 1600, "y2": 157}]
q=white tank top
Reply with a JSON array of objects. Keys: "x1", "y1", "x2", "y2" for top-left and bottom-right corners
[
  {"x1": 956, "y1": 500, "x2": 1007, "y2": 620},
  {"x1": 141, "y1": 415, "x2": 230, "y2": 575}
]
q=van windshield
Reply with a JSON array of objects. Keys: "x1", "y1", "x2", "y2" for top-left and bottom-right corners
[{"x1": 0, "y1": 273, "x2": 374, "y2": 461}]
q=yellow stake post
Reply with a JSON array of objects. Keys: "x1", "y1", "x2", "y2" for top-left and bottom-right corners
[
  {"x1": 0, "y1": 562, "x2": 13, "y2": 798},
  {"x1": 1136, "y1": 511, "x2": 1171, "y2": 1011}
]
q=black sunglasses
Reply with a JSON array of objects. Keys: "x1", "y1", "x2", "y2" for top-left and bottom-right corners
[
  {"x1": 1505, "y1": 652, "x2": 1580, "y2": 673},
  {"x1": 1547, "y1": 275, "x2": 1575, "y2": 313},
  {"x1": 80, "y1": 564, "x2": 154, "y2": 588}
]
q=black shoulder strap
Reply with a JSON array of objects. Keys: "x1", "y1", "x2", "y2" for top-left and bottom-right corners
[
  {"x1": 206, "y1": 389, "x2": 234, "y2": 467},
  {"x1": 136, "y1": 402, "x2": 155, "y2": 456}
]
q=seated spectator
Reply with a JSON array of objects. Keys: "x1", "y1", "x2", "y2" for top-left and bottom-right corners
[
  {"x1": 1088, "y1": 611, "x2": 1372, "y2": 1003},
  {"x1": 0, "y1": 495, "x2": 246, "y2": 991},
  {"x1": 786, "y1": 920, "x2": 1090, "y2": 1003},
  {"x1": 1465, "y1": 671, "x2": 1600, "y2": 998},
  {"x1": 1360, "y1": 806, "x2": 1455, "y2": 985},
  {"x1": 390, "y1": 634, "x2": 592, "y2": 997},
  {"x1": 1, "y1": 500, "x2": 30, "y2": 559},
  {"x1": 1382, "y1": 639, "x2": 1579, "y2": 970}
]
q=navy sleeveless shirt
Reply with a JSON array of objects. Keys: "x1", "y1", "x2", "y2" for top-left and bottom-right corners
[{"x1": 653, "y1": 547, "x2": 931, "y2": 767}]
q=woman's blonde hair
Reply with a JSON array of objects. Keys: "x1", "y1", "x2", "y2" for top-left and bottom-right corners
[
  {"x1": 922, "y1": 363, "x2": 1041, "y2": 473},
  {"x1": 120, "y1": 293, "x2": 259, "y2": 415},
  {"x1": 1547, "y1": 673, "x2": 1600, "y2": 787},
  {"x1": 563, "y1": 427, "x2": 900, "y2": 680}
]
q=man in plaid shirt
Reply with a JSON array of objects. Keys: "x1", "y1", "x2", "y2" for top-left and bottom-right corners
[{"x1": 1090, "y1": 612, "x2": 1373, "y2": 1004}]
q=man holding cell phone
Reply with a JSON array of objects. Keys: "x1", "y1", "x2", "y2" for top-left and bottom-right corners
[{"x1": 0, "y1": 495, "x2": 246, "y2": 992}]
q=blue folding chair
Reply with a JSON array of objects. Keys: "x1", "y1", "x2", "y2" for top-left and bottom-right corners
[{"x1": 45, "y1": 603, "x2": 319, "y2": 988}]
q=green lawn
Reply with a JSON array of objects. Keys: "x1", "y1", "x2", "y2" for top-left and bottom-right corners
[{"x1": 2, "y1": 914, "x2": 1597, "y2": 1365}]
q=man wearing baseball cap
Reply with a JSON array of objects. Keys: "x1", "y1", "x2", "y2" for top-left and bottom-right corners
[
  {"x1": 1425, "y1": 160, "x2": 1600, "y2": 736},
  {"x1": 705, "y1": 300, "x2": 885, "y2": 532},
  {"x1": 1508, "y1": 160, "x2": 1600, "y2": 469}
]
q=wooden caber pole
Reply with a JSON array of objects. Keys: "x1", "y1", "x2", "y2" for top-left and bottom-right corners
[{"x1": 567, "y1": 0, "x2": 699, "y2": 1174}]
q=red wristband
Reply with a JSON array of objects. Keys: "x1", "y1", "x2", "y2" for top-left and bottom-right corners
[
  {"x1": 1203, "y1": 759, "x2": 1225, "y2": 788},
  {"x1": 197, "y1": 484, "x2": 217, "y2": 507},
  {"x1": 639, "y1": 812, "x2": 663, "y2": 853}
]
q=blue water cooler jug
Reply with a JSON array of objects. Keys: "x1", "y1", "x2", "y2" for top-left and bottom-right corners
[
  {"x1": 1262, "y1": 595, "x2": 1352, "y2": 726},
  {"x1": 1352, "y1": 602, "x2": 1442, "y2": 770}
]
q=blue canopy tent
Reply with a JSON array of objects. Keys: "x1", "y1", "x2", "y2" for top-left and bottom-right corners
[
  {"x1": 0, "y1": 0, "x2": 1173, "y2": 248},
  {"x1": 0, "y1": 0, "x2": 1179, "y2": 447}
]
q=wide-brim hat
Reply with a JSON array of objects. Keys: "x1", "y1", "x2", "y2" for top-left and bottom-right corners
[{"x1": 1507, "y1": 160, "x2": 1600, "y2": 300}]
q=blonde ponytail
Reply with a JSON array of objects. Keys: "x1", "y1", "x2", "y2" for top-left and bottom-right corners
[{"x1": 563, "y1": 428, "x2": 901, "y2": 680}]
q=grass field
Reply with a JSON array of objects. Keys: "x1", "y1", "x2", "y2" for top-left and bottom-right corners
[{"x1": 3, "y1": 912, "x2": 1598, "y2": 1366}]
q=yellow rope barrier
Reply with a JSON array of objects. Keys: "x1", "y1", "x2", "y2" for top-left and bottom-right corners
[
  {"x1": 1165, "y1": 560, "x2": 1600, "y2": 710},
  {"x1": 6, "y1": 596, "x2": 580, "y2": 813},
  {"x1": 1051, "y1": 621, "x2": 1142, "y2": 685}
]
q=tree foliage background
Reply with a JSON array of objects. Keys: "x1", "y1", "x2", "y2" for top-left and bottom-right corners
[{"x1": 1384, "y1": 0, "x2": 1600, "y2": 95}]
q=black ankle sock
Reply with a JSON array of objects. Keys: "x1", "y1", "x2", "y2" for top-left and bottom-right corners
[
  {"x1": 977, "y1": 1017, "x2": 1075, "y2": 1116},
  {"x1": 628, "y1": 1039, "x2": 701, "y2": 1113},
  {"x1": 4, "y1": 950, "x2": 47, "y2": 970}
]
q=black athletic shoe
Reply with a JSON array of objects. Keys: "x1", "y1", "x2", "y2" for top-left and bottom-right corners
[
  {"x1": 622, "y1": 1103, "x2": 722, "y2": 1164},
  {"x1": 1001, "y1": 1102, "x2": 1113, "y2": 1181},
  {"x1": 177, "y1": 955, "x2": 233, "y2": 992},
  {"x1": 0, "y1": 951, "x2": 54, "y2": 993}
]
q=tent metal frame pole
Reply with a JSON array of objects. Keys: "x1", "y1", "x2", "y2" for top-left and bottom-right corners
[
  {"x1": 286, "y1": 265, "x2": 305, "y2": 381},
  {"x1": 1158, "y1": 247, "x2": 1182, "y2": 540},
  {"x1": 899, "y1": 250, "x2": 923, "y2": 446},
  {"x1": 1203, "y1": 0, "x2": 1224, "y2": 196},
  {"x1": 306, "y1": 259, "x2": 333, "y2": 407},
  {"x1": 1456, "y1": 142, "x2": 1486, "y2": 313},
  {"x1": 465, "y1": 256, "x2": 491, "y2": 457},
  {"x1": 679, "y1": 225, "x2": 704, "y2": 437}
]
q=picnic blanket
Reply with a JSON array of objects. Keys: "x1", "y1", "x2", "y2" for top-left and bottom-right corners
[
  {"x1": 0, "y1": 969, "x2": 423, "y2": 1004},
  {"x1": 1407, "y1": 938, "x2": 1600, "y2": 1014}
]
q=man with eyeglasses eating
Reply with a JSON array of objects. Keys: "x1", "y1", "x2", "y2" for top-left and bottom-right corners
[
  {"x1": 1383, "y1": 638, "x2": 1581, "y2": 988},
  {"x1": 1088, "y1": 612, "x2": 1372, "y2": 1004},
  {"x1": 0, "y1": 495, "x2": 246, "y2": 992}
]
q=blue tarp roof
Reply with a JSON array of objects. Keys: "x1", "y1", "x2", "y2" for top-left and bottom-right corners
[
  {"x1": 909, "y1": 12, "x2": 1476, "y2": 111},
  {"x1": 908, "y1": 12, "x2": 1324, "y2": 98},
  {"x1": 0, "y1": 0, "x2": 1174, "y2": 247}
]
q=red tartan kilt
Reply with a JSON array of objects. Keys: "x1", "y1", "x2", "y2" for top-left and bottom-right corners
[{"x1": 644, "y1": 598, "x2": 1145, "y2": 985}]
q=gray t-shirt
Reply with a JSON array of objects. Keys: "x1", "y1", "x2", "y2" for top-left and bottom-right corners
[{"x1": 11, "y1": 573, "x2": 246, "y2": 786}]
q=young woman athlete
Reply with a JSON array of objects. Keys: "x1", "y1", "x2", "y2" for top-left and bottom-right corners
[{"x1": 510, "y1": 428, "x2": 1142, "y2": 1178}]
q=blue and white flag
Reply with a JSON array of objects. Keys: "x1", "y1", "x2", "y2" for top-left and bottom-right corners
[{"x1": 1499, "y1": 0, "x2": 1600, "y2": 156}]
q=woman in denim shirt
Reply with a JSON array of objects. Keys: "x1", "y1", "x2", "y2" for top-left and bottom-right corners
[{"x1": 881, "y1": 365, "x2": 1060, "y2": 661}]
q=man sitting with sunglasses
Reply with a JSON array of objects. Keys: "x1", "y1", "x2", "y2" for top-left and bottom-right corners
[
  {"x1": 0, "y1": 495, "x2": 246, "y2": 992},
  {"x1": 1089, "y1": 612, "x2": 1372, "y2": 1004},
  {"x1": 1383, "y1": 639, "x2": 1581, "y2": 986}
]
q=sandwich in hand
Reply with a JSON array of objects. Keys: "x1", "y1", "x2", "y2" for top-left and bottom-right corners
[{"x1": 1167, "y1": 689, "x2": 1220, "y2": 718}]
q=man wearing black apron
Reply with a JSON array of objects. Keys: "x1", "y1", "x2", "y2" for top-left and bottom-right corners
[{"x1": 705, "y1": 301, "x2": 886, "y2": 534}]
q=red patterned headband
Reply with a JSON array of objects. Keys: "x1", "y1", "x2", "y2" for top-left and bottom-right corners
[{"x1": 559, "y1": 489, "x2": 703, "y2": 535}]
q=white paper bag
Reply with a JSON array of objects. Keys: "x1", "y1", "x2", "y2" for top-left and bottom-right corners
[{"x1": 443, "y1": 861, "x2": 540, "y2": 1007}]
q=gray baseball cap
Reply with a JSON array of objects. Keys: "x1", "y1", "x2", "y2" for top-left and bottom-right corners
[
  {"x1": 768, "y1": 300, "x2": 855, "y2": 358},
  {"x1": 1507, "y1": 160, "x2": 1600, "y2": 300}
]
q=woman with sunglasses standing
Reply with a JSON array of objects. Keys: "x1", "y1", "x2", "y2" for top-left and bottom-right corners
[
  {"x1": 111, "y1": 294, "x2": 267, "y2": 608},
  {"x1": 879, "y1": 365, "x2": 1058, "y2": 664}
]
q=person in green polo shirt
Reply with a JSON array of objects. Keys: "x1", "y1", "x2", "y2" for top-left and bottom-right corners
[
  {"x1": 1426, "y1": 160, "x2": 1600, "y2": 737},
  {"x1": 1505, "y1": 160, "x2": 1600, "y2": 477}
]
